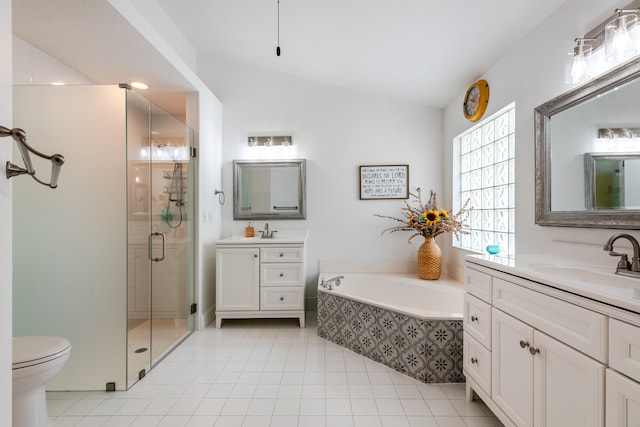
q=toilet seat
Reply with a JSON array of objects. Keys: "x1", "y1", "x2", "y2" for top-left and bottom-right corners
[{"x1": 12, "y1": 336, "x2": 71, "y2": 370}]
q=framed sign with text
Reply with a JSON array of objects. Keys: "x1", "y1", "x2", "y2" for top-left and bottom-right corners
[{"x1": 359, "y1": 164, "x2": 409, "y2": 200}]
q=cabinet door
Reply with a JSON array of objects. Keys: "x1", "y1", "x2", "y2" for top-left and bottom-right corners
[
  {"x1": 216, "y1": 248, "x2": 259, "y2": 311},
  {"x1": 607, "y1": 368, "x2": 640, "y2": 427},
  {"x1": 492, "y1": 309, "x2": 534, "y2": 427},
  {"x1": 533, "y1": 331, "x2": 604, "y2": 427}
]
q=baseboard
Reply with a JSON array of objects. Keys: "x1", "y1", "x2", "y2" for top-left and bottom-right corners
[{"x1": 199, "y1": 306, "x2": 216, "y2": 330}]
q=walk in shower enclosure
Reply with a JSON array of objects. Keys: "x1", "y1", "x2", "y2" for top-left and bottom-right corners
[{"x1": 12, "y1": 85, "x2": 195, "y2": 391}]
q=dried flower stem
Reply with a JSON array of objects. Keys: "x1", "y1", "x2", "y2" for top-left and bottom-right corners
[{"x1": 375, "y1": 188, "x2": 471, "y2": 243}]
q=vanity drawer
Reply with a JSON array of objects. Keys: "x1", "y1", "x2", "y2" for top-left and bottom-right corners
[
  {"x1": 261, "y1": 287, "x2": 304, "y2": 310},
  {"x1": 610, "y1": 319, "x2": 640, "y2": 382},
  {"x1": 464, "y1": 293, "x2": 491, "y2": 349},
  {"x1": 261, "y1": 247, "x2": 303, "y2": 263},
  {"x1": 463, "y1": 332, "x2": 491, "y2": 395},
  {"x1": 261, "y1": 263, "x2": 304, "y2": 287},
  {"x1": 465, "y1": 268, "x2": 492, "y2": 303},
  {"x1": 492, "y1": 277, "x2": 608, "y2": 362}
]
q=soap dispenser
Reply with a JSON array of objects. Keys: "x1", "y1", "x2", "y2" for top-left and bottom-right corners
[{"x1": 245, "y1": 222, "x2": 255, "y2": 238}]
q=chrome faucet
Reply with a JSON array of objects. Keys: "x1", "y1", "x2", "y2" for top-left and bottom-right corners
[
  {"x1": 259, "y1": 222, "x2": 277, "y2": 239},
  {"x1": 320, "y1": 275, "x2": 344, "y2": 290},
  {"x1": 603, "y1": 233, "x2": 640, "y2": 277}
]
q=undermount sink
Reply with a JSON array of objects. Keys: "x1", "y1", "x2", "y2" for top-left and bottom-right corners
[{"x1": 524, "y1": 263, "x2": 640, "y2": 301}]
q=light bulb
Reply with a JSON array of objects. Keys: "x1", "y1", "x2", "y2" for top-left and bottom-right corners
[
  {"x1": 606, "y1": 14, "x2": 638, "y2": 63},
  {"x1": 565, "y1": 42, "x2": 592, "y2": 85},
  {"x1": 570, "y1": 54, "x2": 589, "y2": 84}
]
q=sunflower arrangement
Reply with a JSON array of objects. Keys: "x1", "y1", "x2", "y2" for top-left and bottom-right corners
[{"x1": 375, "y1": 188, "x2": 471, "y2": 242}]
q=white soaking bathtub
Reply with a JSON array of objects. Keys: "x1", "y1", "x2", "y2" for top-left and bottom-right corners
[
  {"x1": 316, "y1": 272, "x2": 466, "y2": 383},
  {"x1": 317, "y1": 273, "x2": 464, "y2": 320}
]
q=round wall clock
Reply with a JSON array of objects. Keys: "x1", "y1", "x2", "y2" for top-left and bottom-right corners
[{"x1": 463, "y1": 79, "x2": 490, "y2": 122}]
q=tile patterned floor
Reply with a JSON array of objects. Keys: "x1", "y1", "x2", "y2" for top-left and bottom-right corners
[{"x1": 47, "y1": 317, "x2": 504, "y2": 427}]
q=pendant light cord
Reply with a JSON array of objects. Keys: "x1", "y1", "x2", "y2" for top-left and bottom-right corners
[{"x1": 276, "y1": 0, "x2": 281, "y2": 56}]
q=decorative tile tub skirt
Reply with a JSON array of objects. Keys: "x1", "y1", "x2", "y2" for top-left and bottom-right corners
[{"x1": 317, "y1": 291, "x2": 464, "y2": 383}]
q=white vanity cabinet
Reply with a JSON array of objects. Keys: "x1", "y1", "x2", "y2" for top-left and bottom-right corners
[
  {"x1": 492, "y1": 309, "x2": 604, "y2": 427},
  {"x1": 215, "y1": 238, "x2": 306, "y2": 328},
  {"x1": 464, "y1": 261, "x2": 608, "y2": 427}
]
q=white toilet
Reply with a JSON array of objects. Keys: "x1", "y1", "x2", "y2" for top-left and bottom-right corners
[{"x1": 12, "y1": 336, "x2": 72, "y2": 427}]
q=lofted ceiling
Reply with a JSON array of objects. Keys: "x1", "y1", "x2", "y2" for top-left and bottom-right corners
[
  {"x1": 12, "y1": 0, "x2": 568, "y2": 112},
  {"x1": 156, "y1": 0, "x2": 568, "y2": 108},
  {"x1": 11, "y1": 0, "x2": 192, "y2": 117}
]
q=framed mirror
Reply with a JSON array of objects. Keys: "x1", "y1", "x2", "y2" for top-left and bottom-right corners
[
  {"x1": 233, "y1": 159, "x2": 306, "y2": 220},
  {"x1": 584, "y1": 152, "x2": 640, "y2": 211},
  {"x1": 535, "y1": 57, "x2": 640, "y2": 228}
]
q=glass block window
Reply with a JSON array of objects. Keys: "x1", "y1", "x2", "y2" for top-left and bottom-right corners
[{"x1": 453, "y1": 103, "x2": 515, "y2": 257}]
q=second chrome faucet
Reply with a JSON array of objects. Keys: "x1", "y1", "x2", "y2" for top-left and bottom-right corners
[{"x1": 604, "y1": 233, "x2": 640, "y2": 277}]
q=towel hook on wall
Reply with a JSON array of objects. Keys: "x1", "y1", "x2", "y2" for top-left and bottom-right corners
[
  {"x1": 214, "y1": 189, "x2": 225, "y2": 205},
  {"x1": 1, "y1": 125, "x2": 65, "y2": 189}
]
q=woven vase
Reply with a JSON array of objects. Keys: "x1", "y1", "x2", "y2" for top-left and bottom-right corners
[{"x1": 417, "y1": 237, "x2": 442, "y2": 280}]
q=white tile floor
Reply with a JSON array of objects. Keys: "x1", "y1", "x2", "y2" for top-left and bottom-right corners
[{"x1": 47, "y1": 316, "x2": 504, "y2": 427}]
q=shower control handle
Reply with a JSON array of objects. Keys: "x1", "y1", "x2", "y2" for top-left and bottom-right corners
[{"x1": 149, "y1": 232, "x2": 166, "y2": 262}]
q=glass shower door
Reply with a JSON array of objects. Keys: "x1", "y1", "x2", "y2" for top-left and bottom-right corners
[
  {"x1": 126, "y1": 89, "x2": 195, "y2": 389},
  {"x1": 148, "y1": 102, "x2": 195, "y2": 367}
]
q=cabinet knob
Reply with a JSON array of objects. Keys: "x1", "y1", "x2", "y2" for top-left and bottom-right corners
[
  {"x1": 279, "y1": 253, "x2": 284, "y2": 257},
  {"x1": 470, "y1": 315, "x2": 478, "y2": 322},
  {"x1": 519, "y1": 340, "x2": 530, "y2": 349},
  {"x1": 529, "y1": 347, "x2": 540, "y2": 355},
  {"x1": 279, "y1": 273, "x2": 284, "y2": 277},
  {"x1": 280, "y1": 297, "x2": 284, "y2": 301},
  {"x1": 254, "y1": 254, "x2": 258, "y2": 258},
  {"x1": 470, "y1": 357, "x2": 478, "y2": 364}
]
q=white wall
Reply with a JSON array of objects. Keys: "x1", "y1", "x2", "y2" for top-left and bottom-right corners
[
  {"x1": 13, "y1": 36, "x2": 94, "y2": 85},
  {"x1": 443, "y1": 0, "x2": 634, "y2": 279},
  {"x1": 1, "y1": 0, "x2": 12, "y2": 423},
  {"x1": 198, "y1": 56, "x2": 443, "y2": 307}
]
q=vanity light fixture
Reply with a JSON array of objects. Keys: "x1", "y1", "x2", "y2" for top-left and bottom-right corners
[
  {"x1": 567, "y1": 38, "x2": 594, "y2": 84},
  {"x1": 605, "y1": 9, "x2": 638, "y2": 63},
  {"x1": 567, "y1": 1, "x2": 640, "y2": 84},
  {"x1": 598, "y1": 127, "x2": 640, "y2": 139},
  {"x1": 247, "y1": 136, "x2": 293, "y2": 147}
]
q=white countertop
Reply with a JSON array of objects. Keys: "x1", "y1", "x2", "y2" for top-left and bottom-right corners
[
  {"x1": 216, "y1": 229, "x2": 309, "y2": 245},
  {"x1": 466, "y1": 254, "x2": 640, "y2": 315}
]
